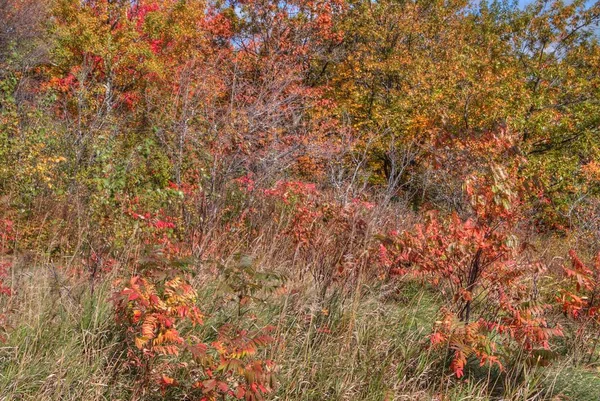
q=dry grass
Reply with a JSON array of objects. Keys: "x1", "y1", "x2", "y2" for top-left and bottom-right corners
[{"x1": 2, "y1": 254, "x2": 595, "y2": 401}]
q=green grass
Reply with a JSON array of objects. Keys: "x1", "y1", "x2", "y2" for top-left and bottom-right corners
[
  {"x1": 543, "y1": 364, "x2": 600, "y2": 400},
  {"x1": 263, "y1": 280, "x2": 443, "y2": 400}
]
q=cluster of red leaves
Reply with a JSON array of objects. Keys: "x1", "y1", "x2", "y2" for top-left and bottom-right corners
[
  {"x1": 554, "y1": 250, "x2": 600, "y2": 364},
  {"x1": 0, "y1": 261, "x2": 11, "y2": 298},
  {"x1": 259, "y1": 180, "x2": 371, "y2": 251},
  {"x1": 126, "y1": 206, "x2": 181, "y2": 258},
  {"x1": 127, "y1": 1, "x2": 161, "y2": 30},
  {"x1": 0, "y1": 219, "x2": 14, "y2": 296},
  {"x1": 380, "y1": 211, "x2": 512, "y2": 286},
  {"x1": 0, "y1": 219, "x2": 14, "y2": 253},
  {"x1": 114, "y1": 274, "x2": 275, "y2": 400},
  {"x1": 84, "y1": 249, "x2": 118, "y2": 279},
  {"x1": 430, "y1": 310, "x2": 502, "y2": 378},
  {"x1": 558, "y1": 250, "x2": 600, "y2": 322},
  {"x1": 262, "y1": 180, "x2": 321, "y2": 248},
  {"x1": 238, "y1": 179, "x2": 373, "y2": 281},
  {"x1": 116, "y1": 276, "x2": 203, "y2": 357}
]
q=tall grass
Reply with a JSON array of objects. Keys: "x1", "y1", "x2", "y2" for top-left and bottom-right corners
[{"x1": 0, "y1": 259, "x2": 122, "y2": 400}]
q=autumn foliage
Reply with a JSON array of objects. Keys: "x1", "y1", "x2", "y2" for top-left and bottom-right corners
[{"x1": 1, "y1": 0, "x2": 600, "y2": 399}]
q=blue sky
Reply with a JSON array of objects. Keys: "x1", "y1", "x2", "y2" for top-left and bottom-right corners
[{"x1": 518, "y1": 0, "x2": 597, "y2": 6}]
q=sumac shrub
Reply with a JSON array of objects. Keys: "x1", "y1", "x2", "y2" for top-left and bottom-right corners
[
  {"x1": 378, "y1": 129, "x2": 563, "y2": 377},
  {"x1": 114, "y1": 212, "x2": 276, "y2": 400}
]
